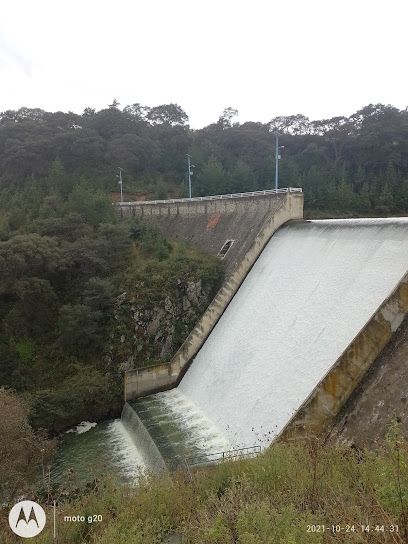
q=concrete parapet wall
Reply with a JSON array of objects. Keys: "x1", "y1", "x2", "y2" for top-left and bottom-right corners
[
  {"x1": 279, "y1": 270, "x2": 408, "y2": 442},
  {"x1": 124, "y1": 191, "x2": 304, "y2": 401}
]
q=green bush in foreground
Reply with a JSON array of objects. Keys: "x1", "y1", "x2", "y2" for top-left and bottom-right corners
[{"x1": 1, "y1": 429, "x2": 408, "y2": 543}]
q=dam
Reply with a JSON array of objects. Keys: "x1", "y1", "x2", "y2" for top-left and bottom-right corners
[{"x1": 121, "y1": 214, "x2": 408, "y2": 467}]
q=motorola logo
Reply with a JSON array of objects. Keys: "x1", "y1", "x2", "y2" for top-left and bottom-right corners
[{"x1": 8, "y1": 500, "x2": 46, "y2": 538}]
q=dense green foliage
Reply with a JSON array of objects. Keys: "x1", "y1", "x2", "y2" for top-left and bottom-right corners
[
  {"x1": 0, "y1": 101, "x2": 407, "y2": 429},
  {"x1": 1, "y1": 103, "x2": 408, "y2": 221},
  {"x1": 2, "y1": 425, "x2": 408, "y2": 543},
  {"x1": 0, "y1": 181, "x2": 223, "y2": 432}
]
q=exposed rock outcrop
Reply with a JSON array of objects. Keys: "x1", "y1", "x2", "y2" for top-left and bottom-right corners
[{"x1": 112, "y1": 280, "x2": 211, "y2": 373}]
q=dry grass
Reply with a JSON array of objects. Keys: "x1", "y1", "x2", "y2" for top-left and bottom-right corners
[{"x1": 1, "y1": 428, "x2": 408, "y2": 543}]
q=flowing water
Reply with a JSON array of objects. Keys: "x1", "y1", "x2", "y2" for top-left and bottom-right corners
[
  {"x1": 128, "y1": 389, "x2": 231, "y2": 467},
  {"x1": 128, "y1": 218, "x2": 408, "y2": 454},
  {"x1": 55, "y1": 218, "x2": 408, "y2": 474},
  {"x1": 51, "y1": 420, "x2": 147, "y2": 488},
  {"x1": 178, "y1": 218, "x2": 408, "y2": 447}
]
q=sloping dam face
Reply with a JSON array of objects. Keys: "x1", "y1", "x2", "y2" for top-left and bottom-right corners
[{"x1": 128, "y1": 218, "x2": 408, "y2": 458}]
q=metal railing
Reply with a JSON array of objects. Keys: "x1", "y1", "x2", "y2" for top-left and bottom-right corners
[
  {"x1": 119, "y1": 187, "x2": 302, "y2": 206},
  {"x1": 185, "y1": 445, "x2": 261, "y2": 469}
]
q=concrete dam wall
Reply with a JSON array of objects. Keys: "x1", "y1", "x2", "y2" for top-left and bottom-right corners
[
  {"x1": 118, "y1": 189, "x2": 302, "y2": 278},
  {"x1": 122, "y1": 189, "x2": 304, "y2": 400},
  {"x1": 173, "y1": 218, "x2": 408, "y2": 447},
  {"x1": 123, "y1": 218, "x2": 408, "y2": 461},
  {"x1": 327, "y1": 300, "x2": 408, "y2": 448}
]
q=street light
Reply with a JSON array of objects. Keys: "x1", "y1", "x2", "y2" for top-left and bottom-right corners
[
  {"x1": 275, "y1": 134, "x2": 284, "y2": 191},
  {"x1": 187, "y1": 154, "x2": 195, "y2": 199},
  {"x1": 116, "y1": 167, "x2": 124, "y2": 204}
]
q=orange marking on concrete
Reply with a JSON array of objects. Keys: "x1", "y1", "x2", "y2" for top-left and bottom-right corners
[{"x1": 207, "y1": 214, "x2": 221, "y2": 229}]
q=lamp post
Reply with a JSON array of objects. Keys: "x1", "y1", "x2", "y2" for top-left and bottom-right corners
[
  {"x1": 275, "y1": 134, "x2": 284, "y2": 191},
  {"x1": 117, "y1": 167, "x2": 123, "y2": 204},
  {"x1": 187, "y1": 154, "x2": 194, "y2": 200}
]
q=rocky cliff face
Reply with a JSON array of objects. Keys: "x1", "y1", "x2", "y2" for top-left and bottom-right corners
[{"x1": 109, "y1": 279, "x2": 212, "y2": 373}]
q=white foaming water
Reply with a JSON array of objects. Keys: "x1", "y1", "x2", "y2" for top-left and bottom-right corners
[
  {"x1": 106, "y1": 420, "x2": 147, "y2": 481},
  {"x1": 66, "y1": 421, "x2": 97, "y2": 434},
  {"x1": 154, "y1": 389, "x2": 232, "y2": 454},
  {"x1": 177, "y1": 218, "x2": 408, "y2": 448}
]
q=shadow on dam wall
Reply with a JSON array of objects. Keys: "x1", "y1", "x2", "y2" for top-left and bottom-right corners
[{"x1": 117, "y1": 189, "x2": 304, "y2": 400}]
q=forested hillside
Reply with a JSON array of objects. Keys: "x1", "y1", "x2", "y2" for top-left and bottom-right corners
[
  {"x1": 0, "y1": 100, "x2": 407, "y2": 435},
  {"x1": 0, "y1": 101, "x2": 407, "y2": 228},
  {"x1": 0, "y1": 101, "x2": 233, "y2": 432}
]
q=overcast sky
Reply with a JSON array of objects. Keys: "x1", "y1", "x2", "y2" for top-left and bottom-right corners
[{"x1": 1, "y1": 0, "x2": 406, "y2": 129}]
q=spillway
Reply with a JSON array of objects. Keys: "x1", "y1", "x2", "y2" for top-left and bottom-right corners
[
  {"x1": 128, "y1": 390, "x2": 231, "y2": 467},
  {"x1": 127, "y1": 218, "x2": 408, "y2": 459}
]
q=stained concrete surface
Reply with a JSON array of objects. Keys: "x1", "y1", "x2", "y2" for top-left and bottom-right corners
[
  {"x1": 118, "y1": 193, "x2": 287, "y2": 278},
  {"x1": 327, "y1": 313, "x2": 408, "y2": 449}
]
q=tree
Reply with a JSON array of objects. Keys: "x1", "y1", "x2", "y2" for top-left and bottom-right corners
[
  {"x1": 195, "y1": 157, "x2": 226, "y2": 196},
  {"x1": 2, "y1": 138, "x2": 37, "y2": 183},
  {"x1": 275, "y1": 156, "x2": 301, "y2": 189},
  {"x1": 218, "y1": 107, "x2": 238, "y2": 129},
  {"x1": 380, "y1": 180, "x2": 394, "y2": 213},
  {"x1": 147, "y1": 103, "x2": 189, "y2": 126},
  {"x1": 268, "y1": 114, "x2": 312, "y2": 135},
  {"x1": 98, "y1": 222, "x2": 133, "y2": 262},
  {"x1": 29, "y1": 367, "x2": 112, "y2": 432},
  {"x1": 356, "y1": 182, "x2": 370, "y2": 211},
  {"x1": 87, "y1": 107, "x2": 128, "y2": 140},
  {"x1": 64, "y1": 184, "x2": 115, "y2": 226},
  {"x1": 43, "y1": 110, "x2": 82, "y2": 130},
  {"x1": 64, "y1": 236, "x2": 110, "y2": 283},
  {"x1": 312, "y1": 116, "x2": 352, "y2": 164},
  {"x1": 123, "y1": 103, "x2": 151, "y2": 122},
  {"x1": 385, "y1": 161, "x2": 397, "y2": 191},
  {"x1": 82, "y1": 277, "x2": 116, "y2": 312},
  {"x1": 105, "y1": 133, "x2": 160, "y2": 174},
  {"x1": 46, "y1": 156, "x2": 71, "y2": 196},
  {"x1": 35, "y1": 212, "x2": 87, "y2": 241},
  {"x1": 0, "y1": 107, "x2": 45, "y2": 125},
  {"x1": 83, "y1": 106, "x2": 96, "y2": 116},
  {"x1": 0, "y1": 234, "x2": 69, "y2": 294},
  {"x1": 226, "y1": 160, "x2": 256, "y2": 193},
  {"x1": 353, "y1": 165, "x2": 366, "y2": 193},
  {"x1": 68, "y1": 131, "x2": 106, "y2": 170},
  {"x1": 222, "y1": 122, "x2": 271, "y2": 173},
  {"x1": 5, "y1": 277, "x2": 58, "y2": 335},
  {"x1": 57, "y1": 303, "x2": 103, "y2": 356},
  {"x1": 395, "y1": 178, "x2": 408, "y2": 212},
  {"x1": 108, "y1": 98, "x2": 121, "y2": 109},
  {"x1": 0, "y1": 388, "x2": 56, "y2": 503},
  {"x1": 349, "y1": 104, "x2": 406, "y2": 172}
]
